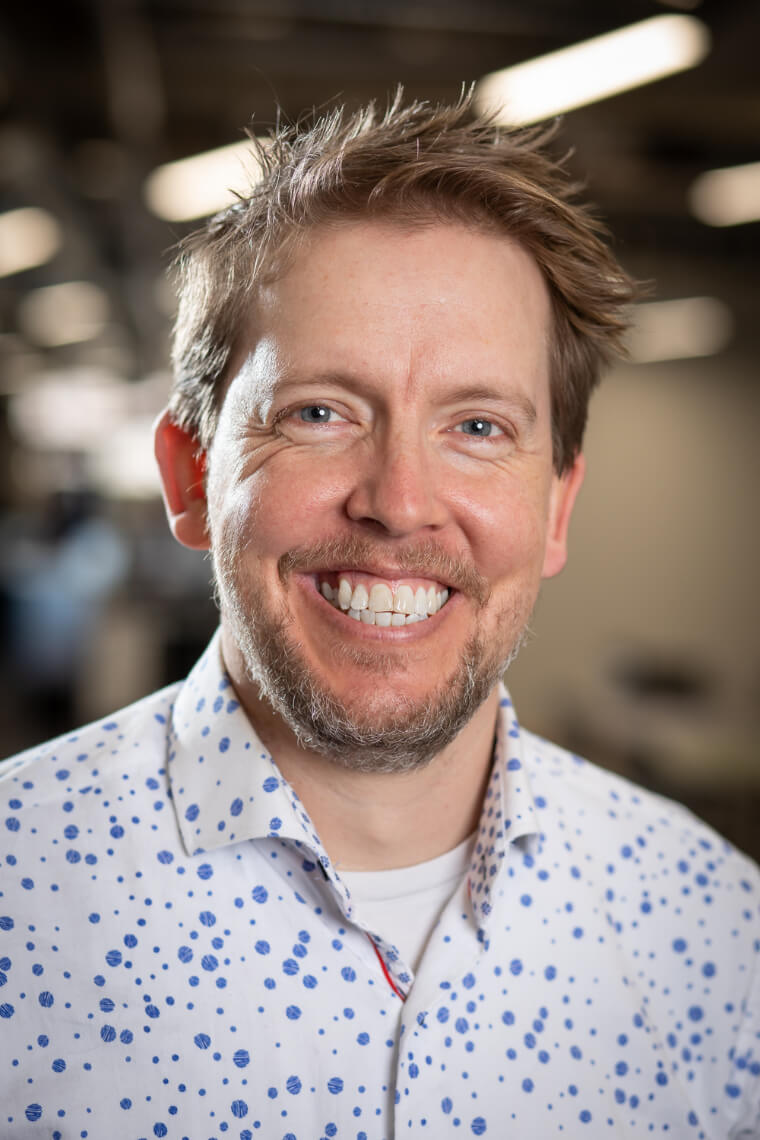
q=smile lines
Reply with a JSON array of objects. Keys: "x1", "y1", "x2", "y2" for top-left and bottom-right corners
[{"x1": 319, "y1": 578, "x2": 450, "y2": 626}]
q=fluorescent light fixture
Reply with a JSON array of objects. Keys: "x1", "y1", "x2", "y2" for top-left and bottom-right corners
[
  {"x1": 475, "y1": 14, "x2": 710, "y2": 125},
  {"x1": 144, "y1": 139, "x2": 265, "y2": 222},
  {"x1": 627, "y1": 296, "x2": 732, "y2": 363},
  {"x1": 0, "y1": 207, "x2": 62, "y2": 277},
  {"x1": 18, "y1": 281, "x2": 109, "y2": 347},
  {"x1": 88, "y1": 416, "x2": 162, "y2": 499},
  {"x1": 9, "y1": 369, "x2": 129, "y2": 451},
  {"x1": 8, "y1": 371, "x2": 167, "y2": 491},
  {"x1": 689, "y1": 161, "x2": 760, "y2": 227}
]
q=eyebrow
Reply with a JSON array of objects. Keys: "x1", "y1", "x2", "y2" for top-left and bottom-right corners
[{"x1": 440, "y1": 384, "x2": 538, "y2": 425}]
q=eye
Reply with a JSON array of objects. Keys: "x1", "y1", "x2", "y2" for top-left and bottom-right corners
[
  {"x1": 298, "y1": 405, "x2": 335, "y2": 424},
  {"x1": 275, "y1": 402, "x2": 352, "y2": 435},
  {"x1": 456, "y1": 418, "x2": 503, "y2": 438}
]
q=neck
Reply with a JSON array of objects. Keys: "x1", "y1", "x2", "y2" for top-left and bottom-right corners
[{"x1": 221, "y1": 638, "x2": 499, "y2": 871}]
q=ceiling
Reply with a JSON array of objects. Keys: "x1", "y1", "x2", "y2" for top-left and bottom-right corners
[{"x1": 0, "y1": 0, "x2": 758, "y2": 454}]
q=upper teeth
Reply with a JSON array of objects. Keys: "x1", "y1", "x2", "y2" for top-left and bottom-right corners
[{"x1": 320, "y1": 577, "x2": 449, "y2": 624}]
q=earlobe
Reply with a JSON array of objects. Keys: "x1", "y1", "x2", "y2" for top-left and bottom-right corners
[
  {"x1": 153, "y1": 409, "x2": 210, "y2": 551},
  {"x1": 541, "y1": 453, "x2": 585, "y2": 580}
]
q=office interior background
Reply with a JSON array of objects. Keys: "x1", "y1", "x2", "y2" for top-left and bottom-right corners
[{"x1": 0, "y1": 0, "x2": 758, "y2": 859}]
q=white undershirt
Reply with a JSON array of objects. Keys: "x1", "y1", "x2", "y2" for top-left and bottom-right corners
[{"x1": 339, "y1": 833, "x2": 475, "y2": 973}]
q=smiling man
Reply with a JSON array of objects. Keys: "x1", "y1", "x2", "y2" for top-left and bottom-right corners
[{"x1": 2, "y1": 96, "x2": 759, "y2": 1139}]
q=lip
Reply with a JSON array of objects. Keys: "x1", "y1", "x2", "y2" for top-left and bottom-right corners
[{"x1": 295, "y1": 573, "x2": 458, "y2": 639}]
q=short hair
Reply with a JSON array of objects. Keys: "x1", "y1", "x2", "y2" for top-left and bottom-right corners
[{"x1": 169, "y1": 90, "x2": 637, "y2": 473}]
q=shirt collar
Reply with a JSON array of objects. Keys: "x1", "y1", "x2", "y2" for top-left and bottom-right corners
[
  {"x1": 168, "y1": 632, "x2": 539, "y2": 929},
  {"x1": 169, "y1": 630, "x2": 328, "y2": 864},
  {"x1": 467, "y1": 688, "x2": 540, "y2": 933}
]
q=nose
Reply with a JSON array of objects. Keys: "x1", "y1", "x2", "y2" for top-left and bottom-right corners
[{"x1": 344, "y1": 431, "x2": 449, "y2": 538}]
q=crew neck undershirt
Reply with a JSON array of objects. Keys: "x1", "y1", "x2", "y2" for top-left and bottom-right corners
[{"x1": 339, "y1": 833, "x2": 475, "y2": 973}]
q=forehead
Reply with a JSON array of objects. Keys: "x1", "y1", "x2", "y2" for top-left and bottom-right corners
[{"x1": 236, "y1": 218, "x2": 552, "y2": 411}]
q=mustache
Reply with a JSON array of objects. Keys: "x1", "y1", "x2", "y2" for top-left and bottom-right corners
[{"x1": 278, "y1": 535, "x2": 491, "y2": 607}]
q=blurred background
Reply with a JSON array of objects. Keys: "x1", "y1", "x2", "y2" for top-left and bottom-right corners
[{"x1": 0, "y1": 0, "x2": 758, "y2": 857}]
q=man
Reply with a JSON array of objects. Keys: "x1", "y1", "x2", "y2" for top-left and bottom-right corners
[{"x1": 2, "y1": 95, "x2": 758, "y2": 1139}]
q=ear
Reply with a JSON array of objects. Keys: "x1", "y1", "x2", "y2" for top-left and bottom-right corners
[
  {"x1": 541, "y1": 453, "x2": 585, "y2": 580},
  {"x1": 154, "y1": 409, "x2": 210, "y2": 551}
]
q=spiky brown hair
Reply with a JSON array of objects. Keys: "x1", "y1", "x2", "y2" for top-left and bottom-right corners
[{"x1": 169, "y1": 89, "x2": 637, "y2": 472}]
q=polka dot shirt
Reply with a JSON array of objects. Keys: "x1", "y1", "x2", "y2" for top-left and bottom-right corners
[{"x1": 2, "y1": 631, "x2": 759, "y2": 1138}]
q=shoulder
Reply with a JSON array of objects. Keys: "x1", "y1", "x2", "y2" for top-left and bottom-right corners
[
  {"x1": 1, "y1": 683, "x2": 182, "y2": 809},
  {"x1": 520, "y1": 726, "x2": 760, "y2": 888}
]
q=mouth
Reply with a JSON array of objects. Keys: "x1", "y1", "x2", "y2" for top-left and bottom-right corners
[{"x1": 314, "y1": 570, "x2": 451, "y2": 627}]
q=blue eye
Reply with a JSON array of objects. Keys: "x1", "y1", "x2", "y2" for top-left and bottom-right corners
[
  {"x1": 459, "y1": 418, "x2": 494, "y2": 437},
  {"x1": 299, "y1": 406, "x2": 332, "y2": 423}
]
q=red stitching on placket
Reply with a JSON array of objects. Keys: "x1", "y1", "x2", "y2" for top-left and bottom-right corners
[{"x1": 369, "y1": 936, "x2": 406, "y2": 1002}]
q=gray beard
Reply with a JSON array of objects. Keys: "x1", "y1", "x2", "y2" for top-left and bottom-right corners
[{"x1": 214, "y1": 542, "x2": 529, "y2": 774}]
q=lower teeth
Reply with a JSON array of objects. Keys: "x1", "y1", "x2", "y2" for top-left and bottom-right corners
[{"x1": 325, "y1": 598, "x2": 448, "y2": 624}]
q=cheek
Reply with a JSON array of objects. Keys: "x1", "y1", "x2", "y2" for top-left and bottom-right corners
[
  {"x1": 452, "y1": 476, "x2": 551, "y2": 580},
  {"x1": 209, "y1": 453, "x2": 351, "y2": 565}
]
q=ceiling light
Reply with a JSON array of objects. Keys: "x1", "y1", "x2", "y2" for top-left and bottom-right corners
[
  {"x1": 18, "y1": 281, "x2": 109, "y2": 347},
  {"x1": 475, "y1": 14, "x2": 710, "y2": 126},
  {"x1": 88, "y1": 416, "x2": 162, "y2": 499},
  {"x1": 627, "y1": 296, "x2": 732, "y2": 363},
  {"x1": 144, "y1": 139, "x2": 265, "y2": 222},
  {"x1": 8, "y1": 369, "x2": 166, "y2": 466},
  {"x1": 688, "y1": 161, "x2": 760, "y2": 227},
  {"x1": 8, "y1": 369, "x2": 166, "y2": 497},
  {"x1": 0, "y1": 207, "x2": 62, "y2": 278},
  {"x1": 8, "y1": 368, "x2": 129, "y2": 451}
]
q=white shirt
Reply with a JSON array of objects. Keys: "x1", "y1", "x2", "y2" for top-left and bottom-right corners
[{"x1": 1, "y1": 630, "x2": 759, "y2": 1139}]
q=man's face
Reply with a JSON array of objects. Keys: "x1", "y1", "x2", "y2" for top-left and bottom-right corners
[{"x1": 189, "y1": 220, "x2": 582, "y2": 769}]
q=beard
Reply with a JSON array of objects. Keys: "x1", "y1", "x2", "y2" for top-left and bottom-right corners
[{"x1": 214, "y1": 536, "x2": 531, "y2": 774}]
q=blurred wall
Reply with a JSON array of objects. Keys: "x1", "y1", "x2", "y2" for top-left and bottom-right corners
[{"x1": 509, "y1": 352, "x2": 759, "y2": 806}]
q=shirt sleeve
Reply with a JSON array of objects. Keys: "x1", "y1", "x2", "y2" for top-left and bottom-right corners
[{"x1": 728, "y1": 925, "x2": 760, "y2": 1139}]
